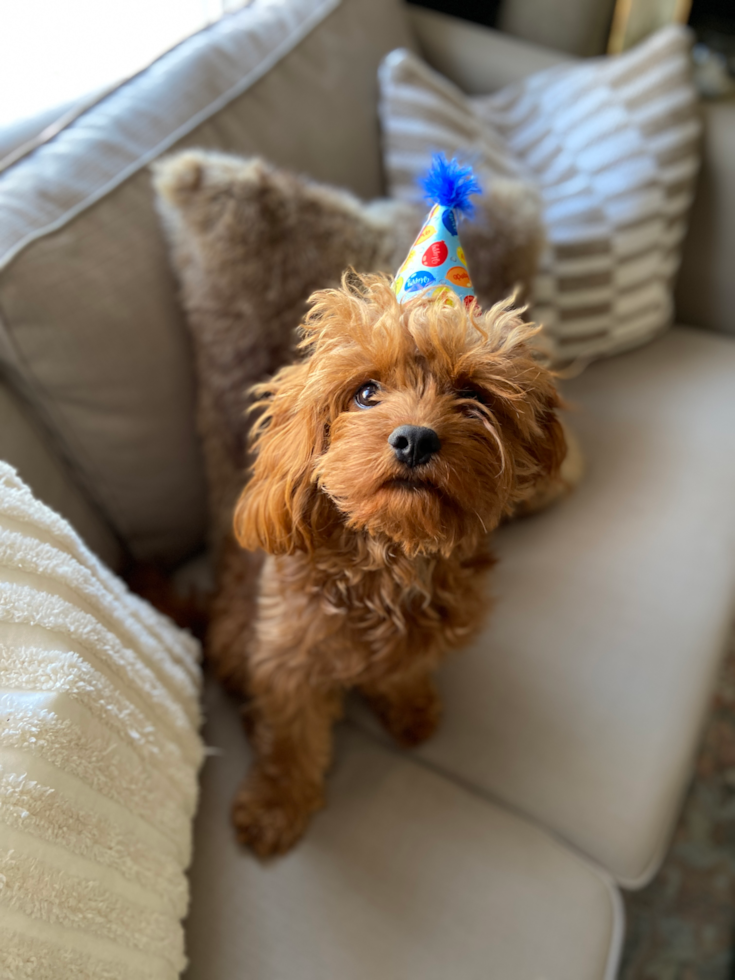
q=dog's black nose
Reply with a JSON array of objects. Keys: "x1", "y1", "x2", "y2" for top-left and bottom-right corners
[{"x1": 388, "y1": 425, "x2": 441, "y2": 468}]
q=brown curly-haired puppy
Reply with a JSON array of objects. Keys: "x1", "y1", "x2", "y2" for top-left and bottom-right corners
[{"x1": 221, "y1": 272, "x2": 565, "y2": 857}]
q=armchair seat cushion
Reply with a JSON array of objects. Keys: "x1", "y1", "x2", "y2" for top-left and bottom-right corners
[
  {"x1": 184, "y1": 679, "x2": 622, "y2": 980},
  {"x1": 351, "y1": 325, "x2": 735, "y2": 886}
]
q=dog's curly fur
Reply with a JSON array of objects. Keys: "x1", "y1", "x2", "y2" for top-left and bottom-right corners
[{"x1": 206, "y1": 272, "x2": 565, "y2": 857}]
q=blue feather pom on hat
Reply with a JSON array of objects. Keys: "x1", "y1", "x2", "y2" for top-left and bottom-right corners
[{"x1": 393, "y1": 154, "x2": 481, "y2": 307}]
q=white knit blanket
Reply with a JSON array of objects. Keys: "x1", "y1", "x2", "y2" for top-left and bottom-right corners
[{"x1": 0, "y1": 463, "x2": 204, "y2": 979}]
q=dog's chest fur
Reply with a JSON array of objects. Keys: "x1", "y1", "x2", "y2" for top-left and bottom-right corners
[{"x1": 255, "y1": 534, "x2": 495, "y2": 688}]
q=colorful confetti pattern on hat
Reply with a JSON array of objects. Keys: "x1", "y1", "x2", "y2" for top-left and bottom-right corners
[{"x1": 393, "y1": 154, "x2": 481, "y2": 308}]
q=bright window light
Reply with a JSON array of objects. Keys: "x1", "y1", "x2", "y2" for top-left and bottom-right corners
[{"x1": 0, "y1": 0, "x2": 241, "y2": 129}]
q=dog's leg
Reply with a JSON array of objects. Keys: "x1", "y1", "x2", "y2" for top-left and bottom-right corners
[
  {"x1": 206, "y1": 535, "x2": 264, "y2": 697},
  {"x1": 361, "y1": 668, "x2": 442, "y2": 748},
  {"x1": 232, "y1": 669, "x2": 343, "y2": 858}
]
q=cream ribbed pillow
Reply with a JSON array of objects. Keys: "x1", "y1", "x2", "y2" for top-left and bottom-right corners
[
  {"x1": 0, "y1": 463, "x2": 203, "y2": 979},
  {"x1": 379, "y1": 26, "x2": 701, "y2": 363}
]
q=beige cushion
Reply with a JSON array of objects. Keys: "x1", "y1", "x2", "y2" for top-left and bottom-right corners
[
  {"x1": 0, "y1": 381, "x2": 121, "y2": 568},
  {"x1": 379, "y1": 27, "x2": 701, "y2": 364},
  {"x1": 352, "y1": 325, "x2": 735, "y2": 886},
  {"x1": 0, "y1": 463, "x2": 204, "y2": 979},
  {"x1": 0, "y1": 0, "x2": 417, "y2": 563},
  {"x1": 184, "y1": 678, "x2": 623, "y2": 980}
]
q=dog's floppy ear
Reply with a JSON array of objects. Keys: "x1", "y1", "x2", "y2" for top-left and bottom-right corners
[
  {"x1": 478, "y1": 306, "x2": 567, "y2": 505},
  {"x1": 506, "y1": 359, "x2": 567, "y2": 506},
  {"x1": 516, "y1": 392, "x2": 567, "y2": 493},
  {"x1": 234, "y1": 361, "x2": 330, "y2": 555}
]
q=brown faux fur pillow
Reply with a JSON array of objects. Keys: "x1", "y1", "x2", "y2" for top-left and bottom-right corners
[
  {"x1": 154, "y1": 151, "x2": 544, "y2": 550},
  {"x1": 153, "y1": 152, "x2": 419, "y2": 550}
]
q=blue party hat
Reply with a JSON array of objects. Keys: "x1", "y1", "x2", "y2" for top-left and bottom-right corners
[{"x1": 393, "y1": 154, "x2": 481, "y2": 307}]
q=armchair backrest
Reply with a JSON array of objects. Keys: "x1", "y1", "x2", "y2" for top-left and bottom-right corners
[{"x1": 0, "y1": 0, "x2": 417, "y2": 565}]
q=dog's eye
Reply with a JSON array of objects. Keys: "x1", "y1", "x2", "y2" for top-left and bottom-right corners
[
  {"x1": 354, "y1": 381, "x2": 381, "y2": 409},
  {"x1": 456, "y1": 388, "x2": 485, "y2": 404}
]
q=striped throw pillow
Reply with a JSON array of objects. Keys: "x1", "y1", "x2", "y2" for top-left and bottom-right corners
[
  {"x1": 0, "y1": 463, "x2": 204, "y2": 979},
  {"x1": 379, "y1": 26, "x2": 701, "y2": 363}
]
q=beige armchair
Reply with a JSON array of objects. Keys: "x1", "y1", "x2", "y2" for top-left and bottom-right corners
[{"x1": 1, "y1": 2, "x2": 734, "y2": 975}]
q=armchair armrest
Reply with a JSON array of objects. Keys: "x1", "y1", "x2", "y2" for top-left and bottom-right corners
[
  {"x1": 406, "y1": 4, "x2": 572, "y2": 95},
  {"x1": 675, "y1": 98, "x2": 735, "y2": 337}
]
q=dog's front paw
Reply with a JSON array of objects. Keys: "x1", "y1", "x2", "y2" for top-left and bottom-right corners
[{"x1": 231, "y1": 774, "x2": 322, "y2": 858}]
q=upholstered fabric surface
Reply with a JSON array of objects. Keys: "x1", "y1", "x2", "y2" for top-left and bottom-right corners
[
  {"x1": 675, "y1": 97, "x2": 735, "y2": 338},
  {"x1": 407, "y1": 4, "x2": 572, "y2": 95},
  {"x1": 0, "y1": 381, "x2": 121, "y2": 569},
  {"x1": 0, "y1": 464, "x2": 204, "y2": 978},
  {"x1": 0, "y1": 0, "x2": 417, "y2": 564},
  {"x1": 351, "y1": 326, "x2": 735, "y2": 886},
  {"x1": 379, "y1": 27, "x2": 701, "y2": 364},
  {"x1": 498, "y1": 0, "x2": 615, "y2": 57},
  {"x1": 184, "y1": 677, "x2": 623, "y2": 980}
]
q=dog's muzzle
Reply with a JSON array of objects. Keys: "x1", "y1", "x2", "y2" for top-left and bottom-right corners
[{"x1": 388, "y1": 425, "x2": 441, "y2": 468}]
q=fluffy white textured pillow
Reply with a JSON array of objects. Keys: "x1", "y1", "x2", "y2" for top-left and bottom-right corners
[
  {"x1": 0, "y1": 463, "x2": 203, "y2": 979},
  {"x1": 379, "y1": 26, "x2": 701, "y2": 363}
]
